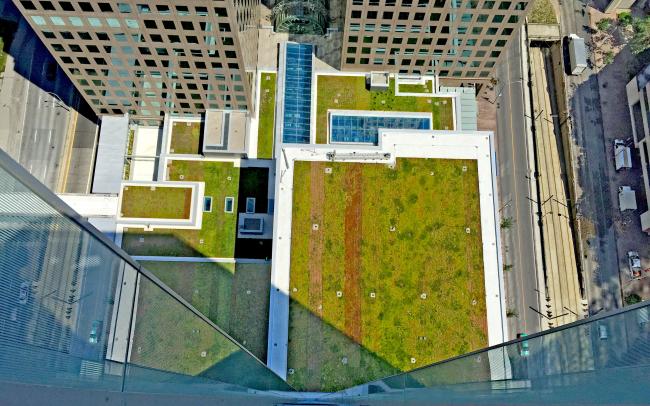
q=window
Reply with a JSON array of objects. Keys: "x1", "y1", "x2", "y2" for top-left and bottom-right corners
[
  {"x1": 368, "y1": 10, "x2": 377, "y2": 18},
  {"x1": 88, "y1": 18, "x2": 102, "y2": 27},
  {"x1": 480, "y1": 39, "x2": 492, "y2": 46},
  {"x1": 360, "y1": 58, "x2": 369, "y2": 64},
  {"x1": 117, "y1": 2, "x2": 131, "y2": 12},
  {"x1": 204, "y1": 197, "x2": 213, "y2": 212},
  {"x1": 69, "y1": 17, "x2": 83, "y2": 27},
  {"x1": 20, "y1": 1, "x2": 36, "y2": 10},
  {"x1": 499, "y1": 1, "x2": 511, "y2": 8},
  {"x1": 49, "y1": 16, "x2": 65, "y2": 26},
  {"x1": 508, "y1": 15, "x2": 519, "y2": 23},
  {"x1": 477, "y1": 14, "x2": 488, "y2": 22},
  {"x1": 224, "y1": 197, "x2": 234, "y2": 213},
  {"x1": 352, "y1": 10, "x2": 361, "y2": 18},
  {"x1": 163, "y1": 20, "x2": 176, "y2": 30},
  {"x1": 59, "y1": 1, "x2": 73, "y2": 10},
  {"x1": 98, "y1": 2, "x2": 112, "y2": 12},
  {"x1": 383, "y1": 11, "x2": 393, "y2": 19},
  {"x1": 106, "y1": 18, "x2": 120, "y2": 28},
  {"x1": 39, "y1": 1, "x2": 54, "y2": 10},
  {"x1": 144, "y1": 20, "x2": 157, "y2": 29},
  {"x1": 348, "y1": 36, "x2": 358, "y2": 43},
  {"x1": 483, "y1": 0, "x2": 495, "y2": 7},
  {"x1": 487, "y1": 27, "x2": 498, "y2": 35},
  {"x1": 430, "y1": 13, "x2": 441, "y2": 21},
  {"x1": 492, "y1": 15, "x2": 504, "y2": 23}
]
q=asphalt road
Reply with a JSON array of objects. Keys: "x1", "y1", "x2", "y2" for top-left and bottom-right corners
[
  {"x1": 495, "y1": 29, "x2": 542, "y2": 338},
  {"x1": 556, "y1": 0, "x2": 622, "y2": 313}
]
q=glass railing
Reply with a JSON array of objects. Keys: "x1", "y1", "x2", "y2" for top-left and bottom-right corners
[
  {"x1": 0, "y1": 149, "x2": 292, "y2": 399},
  {"x1": 322, "y1": 302, "x2": 650, "y2": 404}
]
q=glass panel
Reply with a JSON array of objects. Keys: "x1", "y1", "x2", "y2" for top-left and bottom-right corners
[{"x1": 0, "y1": 163, "x2": 127, "y2": 391}]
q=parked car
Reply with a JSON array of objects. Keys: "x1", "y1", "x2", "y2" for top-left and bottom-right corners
[
  {"x1": 18, "y1": 281, "x2": 29, "y2": 304},
  {"x1": 628, "y1": 251, "x2": 642, "y2": 279},
  {"x1": 89, "y1": 320, "x2": 103, "y2": 344},
  {"x1": 517, "y1": 333, "x2": 529, "y2": 357}
]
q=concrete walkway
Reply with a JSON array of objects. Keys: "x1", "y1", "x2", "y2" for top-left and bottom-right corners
[{"x1": 266, "y1": 130, "x2": 507, "y2": 379}]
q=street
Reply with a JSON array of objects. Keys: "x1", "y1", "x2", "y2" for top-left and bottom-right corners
[
  {"x1": 0, "y1": 14, "x2": 98, "y2": 193},
  {"x1": 493, "y1": 29, "x2": 543, "y2": 337}
]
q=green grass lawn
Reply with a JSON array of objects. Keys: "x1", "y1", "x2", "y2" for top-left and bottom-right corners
[
  {"x1": 139, "y1": 261, "x2": 272, "y2": 360},
  {"x1": 528, "y1": 0, "x2": 557, "y2": 24},
  {"x1": 257, "y1": 72, "x2": 276, "y2": 159},
  {"x1": 170, "y1": 121, "x2": 202, "y2": 154},
  {"x1": 287, "y1": 159, "x2": 487, "y2": 391},
  {"x1": 121, "y1": 160, "x2": 239, "y2": 257},
  {"x1": 130, "y1": 275, "x2": 240, "y2": 375},
  {"x1": 316, "y1": 76, "x2": 454, "y2": 144},
  {"x1": 0, "y1": 37, "x2": 6, "y2": 76},
  {"x1": 120, "y1": 185, "x2": 193, "y2": 219},
  {"x1": 398, "y1": 80, "x2": 433, "y2": 94}
]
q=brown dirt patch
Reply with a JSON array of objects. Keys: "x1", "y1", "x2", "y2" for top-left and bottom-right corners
[
  {"x1": 182, "y1": 188, "x2": 192, "y2": 218},
  {"x1": 307, "y1": 162, "x2": 325, "y2": 386},
  {"x1": 344, "y1": 164, "x2": 363, "y2": 343}
]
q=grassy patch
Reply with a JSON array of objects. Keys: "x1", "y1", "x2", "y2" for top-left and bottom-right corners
[
  {"x1": 130, "y1": 276, "x2": 240, "y2": 375},
  {"x1": 122, "y1": 160, "x2": 239, "y2": 257},
  {"x1": 258, "y1": 73, "x2": 276, "y2": 159},
  {"x1": 315, "y1": 76, "x2": 454, "y2": 144},
  {"x1": 0, "y1": 19, "x2": 17, "y2": 76},
  {"x1": 139, "y1": 261, "x2": 271, "y2": 360},
  {"x1": 0, "y1": 37, "x2": 5, "y2": 76},
  {"x1": 170, "y1": 121, "x2": 202, "y2": 154},
  {"x1": 528, "y1": 0, "x2": 557, "y2": 24},
  {"x1": 398, "y1": 81, "x2": 433, "y2": 93},
  {"x1": 121, "y1": 186, "x2": 192, "y2": 219},
  {"x1": 287, "y1": 159, "x2": 487, "y2": 391}
]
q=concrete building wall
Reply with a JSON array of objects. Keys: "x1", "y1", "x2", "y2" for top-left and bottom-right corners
[
  {"x1": 12, "y1": 0, "x2": 258, "y2": 119},
  {"x1": 340, "y1": 0, "x2": 531, "y2": 80},
  {"x1": 626, "y1": 70, "x2": 650, "y2": 233}
]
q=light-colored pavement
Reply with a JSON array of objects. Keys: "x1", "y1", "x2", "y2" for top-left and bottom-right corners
[
  {"x1": 131, "y1": 126, "x2": 161, "y2": 181},
  {"x1": 493, "y1": 28, "x2": 543, "y2": 337}
]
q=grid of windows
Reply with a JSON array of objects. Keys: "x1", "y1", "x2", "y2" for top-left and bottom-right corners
[
  {"x1": 341, "y1": 0, "x2": 530, "y2": 79},
  {"x1": 16, "y1": 0, "x2": 257, "y2": 117}
]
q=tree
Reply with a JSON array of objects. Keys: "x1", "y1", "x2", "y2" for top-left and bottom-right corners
[
  {"x1": 501, "y1": 217, "x2": 514, "y2": 229},
  {"x1": 630, "y1": 16, "x2": 650, "y2": 55},
  {"x1": 625, "y1": 293, "x2": 641, "y2": 305},
  {"x1": 597, "y1": 18, "x2": 613, "y2": 31},
  {"x1": 619, "y1": 12, "x2": 632, "y2": 27}
]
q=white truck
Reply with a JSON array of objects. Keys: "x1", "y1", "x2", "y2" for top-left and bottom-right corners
[{"x1": 568, "y1": 34, "x2": 587, "y2": 75}]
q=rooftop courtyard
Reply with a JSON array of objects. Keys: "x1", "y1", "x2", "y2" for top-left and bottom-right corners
[
  {"x1": 120, "y1": 185, "x2": 192, "y2": 220},
  {"x1": 287, "y1": 158, "x2": 488, "y2": 391},
  {"x1": 169, "y1": 121, "x2": 202, "y2": 155},
  {"x1": 121, "y1": 160, "x2": 239, "y2": 258},
  {"x1": 315, "y1": 76, "x2": 455, "y2": 144}
]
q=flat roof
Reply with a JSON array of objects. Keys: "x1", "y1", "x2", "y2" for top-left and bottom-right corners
[
  {"x1": 92, "y1": 114, "x2": 129, "y2": 194},
  {"x1": 203, "y1": 110, "x2": 247, "y2": 153}
]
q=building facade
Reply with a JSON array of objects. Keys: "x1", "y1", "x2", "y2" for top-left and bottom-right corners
[
  {"x1": 12, "y1": 0, "x2": 259, "y2": 119},
  {"x1": 626, "y1": 65, "x2": 650, "y2": 233},
  {"x1": 340, "y1": 0, "x2": 531, "y2": 80}
]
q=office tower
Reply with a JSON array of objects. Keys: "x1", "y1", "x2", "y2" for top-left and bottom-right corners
[
  {"x1": 11, "y1": 0, "x2": 259, "y2": 119},
  {"x1": 341, "y1": 0, "x2": 531, "y2": 80}
]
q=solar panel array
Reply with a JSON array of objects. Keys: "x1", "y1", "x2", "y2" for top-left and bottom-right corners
[
  {"x1": 330, "y1": 115, "x2": 431, "y2": 144},
  {"x1": 282, "y1": 43, "x2": 313, "y2": 144}
]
